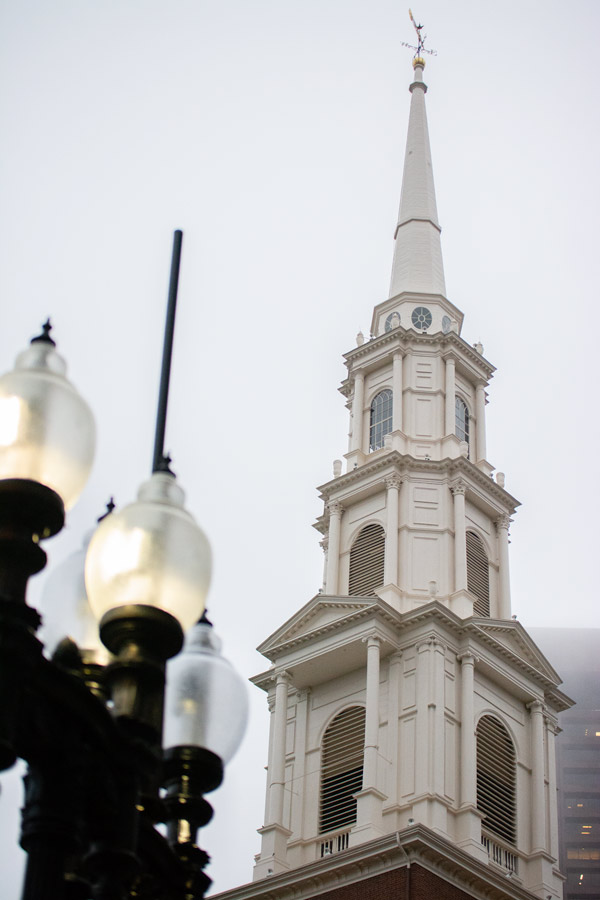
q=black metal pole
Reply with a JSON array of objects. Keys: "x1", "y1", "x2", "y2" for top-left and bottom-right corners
[{"x1": 152, "y1": 230, "x2": 183, "y2": 474}]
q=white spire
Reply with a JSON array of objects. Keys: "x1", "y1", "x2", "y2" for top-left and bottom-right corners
[{"x1": 389, "y1": 59, "x2": 446, "y2": 299}]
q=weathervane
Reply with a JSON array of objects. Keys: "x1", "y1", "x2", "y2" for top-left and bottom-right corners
[{"x1": 400, "y1": 9, "x2": 437, "y2": 58}]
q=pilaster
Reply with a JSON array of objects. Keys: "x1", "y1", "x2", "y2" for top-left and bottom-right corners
[
  {"x1": 354, "y1": 635, "x2": 386, "y2": 842},
  {"x1": 378, "y1": 475, "x2": 403, "y2": 609},
  {"x1": 385, "y1": 652, "x2": 403, "y2": 808},
  {"x1": 475, "y1": 382, "x2": 486, "y2": 462},
  {"x1": 454, "y1": 652, "x2": 486, "y2": 861},
  {"x1": 445, "y1": 357, "x2": 455, "y2": 436},
  {"x1": 392, "y1": 353, "x2": 403, "y2": 432}
]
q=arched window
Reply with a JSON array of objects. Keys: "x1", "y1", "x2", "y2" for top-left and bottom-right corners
[
  {"x1": 466, "y1": 531, "x2": 490, "y2": 617},
  {"x1": 476, "y1": 715, "x2": 517, "y2": 845},
  {"x1": 369, "y1": 390, "x2": 393, "y2": 451},
  {"x1": 455, "y1": 396, "x2": 470, "y2": 447},
  {"x1": 348, "y1": 524, "x2": 385, "y2": 597},
  {"x1": 320, "y1": 706, "x2": 366, "y2": 834}
]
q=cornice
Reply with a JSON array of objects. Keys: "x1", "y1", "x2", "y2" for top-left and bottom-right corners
[
  {"x1": 255, "y1": 596, "x2": 373, "y2": 655},
  {"x1": 340, "y1": 328, "x2": 494, "y2": 395},
  {"x1": 316, "y1": 452, "x2": 520, "y2": 514},
  {"x1": 253, "y1": 600, "x2": 571, "y2": 705},
  {"x1": 211, "y1": 825, "x2": 539, "y2": 900},
  {"x1": 253, "y1": 598, "x2": 400, "y2": 668},
  {"x1": 471, "y1": 621, "x2": 574, "y2": 713}
]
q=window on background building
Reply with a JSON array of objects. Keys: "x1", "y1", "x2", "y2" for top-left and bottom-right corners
[
  {"x1": 319, "y1": 706, "x2": 366, "y2": 835},
  {"x1": 566, "y1": 846, "x2": 600, "y2": 860},
  {"x1": 466, "y1": 531, "x2": 490, "y2": 616},
  {"x1": 348, "y1": 524, "x2": 385, "y2": 597},
  {"x1": 476, "y1": 715, "x2": 517, "y2": 845},
  {"x1": 565, "y1": 796, "x2": 600, "y2": 816},
  {"x1": 369, "y1": 390, "x2": 393, "y2": 451},
  {"x1": 455, "y1": 396, "x2": 469, "y2": 448}
]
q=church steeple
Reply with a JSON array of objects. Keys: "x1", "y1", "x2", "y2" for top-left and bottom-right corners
[
  {"x1": 241, "y1": 37, "x2": 571, "y2": 900},
  {"x1": 389, "y1": 58, "x2": 446, "y2": 298}
]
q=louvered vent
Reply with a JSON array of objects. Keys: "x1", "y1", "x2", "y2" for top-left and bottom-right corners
[
  {"x1": 320, "y1": 706, "x2": 366, "y2": 834},
  {"x1": 348, "y1": 524, "x2": 385, "y2": 597},
  {"x1": 466, "y1": 531, "x2": 490, "y2": 616},
  {"x1": 476, "y1": 715, "x2": 517, "y2": 845}
]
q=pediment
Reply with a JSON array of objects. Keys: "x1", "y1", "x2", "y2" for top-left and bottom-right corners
[
  {"x1": 472, "y1": 620, "x2": 562, "y2": 685},
  {"x1": 256, "y1": 594, "x2": 377, "y2": 660}
]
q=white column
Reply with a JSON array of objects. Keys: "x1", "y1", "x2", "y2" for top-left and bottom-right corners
[
  {"x1": 545, "y1": 715, "x2": 559, "y2": 862},
  {"x1": 384, "y1": 475, "x2": 401, "y2": 585},
  {"x1": 319, "y1": 535, "x2": 328, "y2": 592},
  {"x1": 458, "y1": 653, "x2": 477, "y2": 806},
  {"x1": 529, "y1": 700, "x2": 547, "y2": 853},
  {"x1": 496, "y1": 514, "x2": 511, "y2": 619},
  {"x1": 392, "y1": 353, "x2": 403, "y2": 432},
  {"x1": 263, "y1": 693, "x2": 276, "y2": 822},
  {"x1": 324, "y1": 501, "x2": 343, "y2": 594},
  {"x1": 363, "y1": 635, "x2": 381, "y2": 789},
  {"x1": 452, "y1": 481, "x2": 467, "y2": 592},
  {"x1": 350, "y1": 371, "x2": 365, "y2": 452},
  {"x1": 445, "y1": 357, "x2": 456, "y2": 435},
  {"x1": 387, "y1": 652, "x2": 403, "y2": 805},
  {"x1": 475, "y1": 383, "x2": 487, "y2": 462},
  {"x1": 267, "y1": 671, "x2": 291, "y2": 826}
]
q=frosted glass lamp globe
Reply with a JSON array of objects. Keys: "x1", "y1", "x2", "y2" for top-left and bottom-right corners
[
  {"x1": 164, "y1": 617, "x2": 249, "y2": 764},
  {"x1": 0, "y1": 326, "x2": 96, "y2": 510},
  {"x1": 39, "y1": 527, "x2": 110, "y2": 665},
  {"x1": 85, "y1": 472, "x2": 212, "y2": 633}
]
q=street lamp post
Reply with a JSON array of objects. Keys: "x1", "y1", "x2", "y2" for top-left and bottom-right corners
[{"x1": 0, "y1": 232, "x2": 247, "y2": 900}]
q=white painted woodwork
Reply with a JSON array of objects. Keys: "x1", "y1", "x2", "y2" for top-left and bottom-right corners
[{"x1": 250, "y1": 56, "x2": 570, "y2": 900}]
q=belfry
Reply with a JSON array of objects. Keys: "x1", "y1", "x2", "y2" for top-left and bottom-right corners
[{"x1": 216, "y1": 48, "x2": 572, "y2": 900}]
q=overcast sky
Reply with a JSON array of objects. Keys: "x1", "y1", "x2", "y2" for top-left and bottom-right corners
[{"x1": 0, "y1": 0, "x2": 599, "y2": 896}]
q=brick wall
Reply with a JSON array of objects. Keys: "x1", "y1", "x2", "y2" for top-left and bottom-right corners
[{"x1": 309, "y1": 864, "x2": 481, "y2": 900}]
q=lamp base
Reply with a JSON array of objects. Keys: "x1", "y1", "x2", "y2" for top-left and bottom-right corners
[
  {"x1": 99, "y1": 604, "x2": 184, "y2": 661},
  {"x1": 163, "y1": 746, "x2": 224, "y2": 863},
  {"x1": 0, "y1": 479, "x2": 64, "y2": 605},
  {"x1": 99, "y1": 606, "x2": 184, "y2": 772}
]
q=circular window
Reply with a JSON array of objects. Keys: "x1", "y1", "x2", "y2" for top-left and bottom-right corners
[
  {"x1": 411, "y1": 307, "x2": 432, "y2": 330},
  {"x1": 385, "y1": 311, "x2": 401, "y2": 332},
  {"x1": 442, "y1": 315, "x2": 451, "y2": 334}
]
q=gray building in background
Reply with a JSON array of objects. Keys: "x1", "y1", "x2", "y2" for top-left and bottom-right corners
[{"x1": 530, "y1": 629, "x2": 600, "y2": 900}]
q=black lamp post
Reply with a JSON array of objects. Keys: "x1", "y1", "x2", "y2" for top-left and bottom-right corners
[{"x1": 0, "y1": 232, "x2": 247, "y2": 900}]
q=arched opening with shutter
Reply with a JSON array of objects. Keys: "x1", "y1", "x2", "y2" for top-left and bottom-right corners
[
  {"x1": 467, "y1": 530, "x2": 490, "y2": 616},
  {"x1": 476, "y1": 715, "x2": 517, "y2": 845},
  {"x1": 348, "y1": 524, "x2": 385, "y2": 597},
  {"x1": 319, "y1": 706, "x2": 366, "y2": 835},
  {"x1": 369, "y1": 389, "x2": 393, "y2": 451},
  {"x1": 455, "y1": 396, "x2": 470, "y2": 451}
]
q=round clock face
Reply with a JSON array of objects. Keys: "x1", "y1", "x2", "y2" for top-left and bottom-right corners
[
  {"x1": 411, "y1": 306, "x2": 432, "y2": 330},
  {"x1": 442, "y1": 315, "x2": 451, "y2": 334},
  {"x1": 385, "y1": 311, "x2": 401, "y2": 332}
]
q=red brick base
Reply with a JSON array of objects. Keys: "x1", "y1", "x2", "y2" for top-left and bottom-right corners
[{"x1": 311, "y1": 865, "x2": 476, "y2": 900}]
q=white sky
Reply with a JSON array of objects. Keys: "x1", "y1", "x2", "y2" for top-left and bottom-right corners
[{"x1": 0, "y1": 0, "x2": 599, "y2": 896}]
